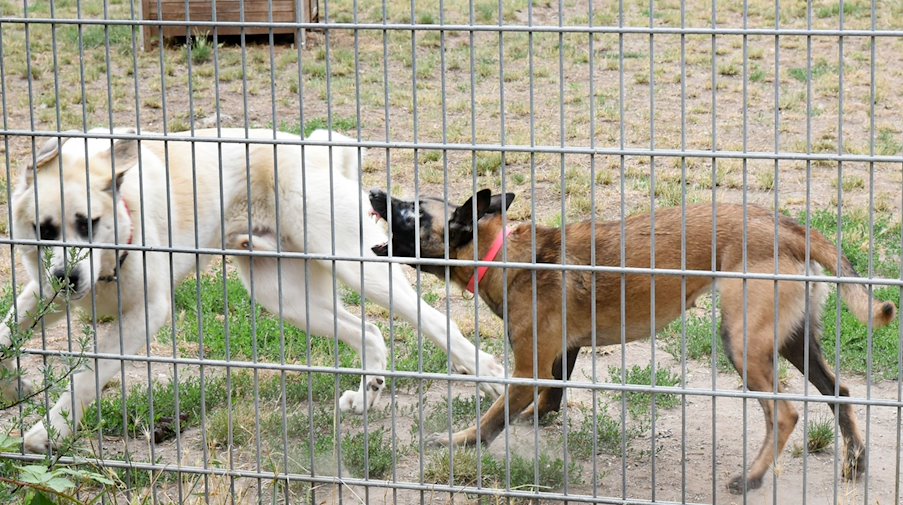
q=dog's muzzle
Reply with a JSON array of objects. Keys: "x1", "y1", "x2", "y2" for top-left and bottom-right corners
[
  {"x1": 50, "y1": 267, "x2": 86, "y2": 299},
  {"x1": 368, "y1": 189, "x2": 390, "y2": 255}
]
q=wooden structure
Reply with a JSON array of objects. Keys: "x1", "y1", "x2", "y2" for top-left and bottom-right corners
[{"x1": 141, "y1": 0, "x2": 317, "y2": 49}]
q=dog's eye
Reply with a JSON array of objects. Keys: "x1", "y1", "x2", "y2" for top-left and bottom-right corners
[
  {"x1": 34, "y1": 218, "x2": 59, "y2": 241},
  {"x1": 75, "y1": 214, "x2": 100, "y2": 239}
]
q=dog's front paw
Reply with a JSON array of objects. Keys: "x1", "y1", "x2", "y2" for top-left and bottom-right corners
[
  {"x1": 0, "y1": 375, "x2": 35, "y2": 401},
  {"x1": 727, "y1": 474, "x2": 762, "y2": 495},
  {"x1": 425, "y1": 432, "x2": 452, "y2": 448},
  {"x1": 22, "y1": 422, "x2": 52, "y2": 454},
  {"x1": 338, "y1": 377, "x2": 385, "y2": 414},
  {"x1": 843, "y1": 443, "x2": 867, "y2": 480},
  {"x1": 426, "y1": 427, "x2": 482, "y2": 448},
  {"x1": 454, "y1": 352, "x2": 505, "y2": 399}
]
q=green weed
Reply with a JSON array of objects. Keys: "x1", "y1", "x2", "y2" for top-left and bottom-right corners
[
  {"x1": 876, "y1": 128, "x2": 902, "y2": 155},
  {"x1": 183, "y1": 32, "x2": 213, "y2": 65},
  {"x1": 508, "y1": 452, "x2": 582, "y2": 491},
  {"x1": 806, "y1": 417, "x2": 834, "y2": 453},
  {"x1": 816, "y1": 1, "x2": 869, "y2": 18},
  {"x1": 424, "y1": 447, "x2": 504, "y2": 487},
  {"x1": 566, "y1": 407, "x2": 624, "y2": 457},
  {"x1": 277, "y1": 117, "x2": 358, "y2": 136},
  {"x1": 59, "y1": 24, "x2": 133, "y2": 50},
  {"x1": 661, "y1": 313, "x2": 735, "y2": 373},
  {"x1": 341, "y1": 428, "x2": 394, "y2": 479},
  {"x1": 788, "y1": 60, "x2": 835, "y2": 83},
  {"x1": 418, "y1": 395, "x2": 484, "y2": 434},
  {"x1": 608, "y1": 364, "x2": 681, "y2": 418},
  {"x1": 85, "y1": 376, "x2": 227, "y2": 438}
]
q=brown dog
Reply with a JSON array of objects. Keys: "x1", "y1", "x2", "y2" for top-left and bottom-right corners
[{"x1": 368, "y1": 188, "x2": 897, "y2": 494}]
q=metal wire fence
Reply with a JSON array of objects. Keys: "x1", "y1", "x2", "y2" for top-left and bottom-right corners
[{"x1": 0, "y1": 1, "x2": 902, "y2": 504}]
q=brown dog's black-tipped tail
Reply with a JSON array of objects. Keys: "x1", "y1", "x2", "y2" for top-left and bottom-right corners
[
  {"x1": 877, "y1": 301, "x2": 897, "y2": 328},
  {"x1": 807, "y1": 229, "x2": 897, "y2": 329}
]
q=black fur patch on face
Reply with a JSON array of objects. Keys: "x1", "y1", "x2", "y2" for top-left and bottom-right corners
[
  {"x1": 75, "y1": 213, "x2": 101, "y2": 240},
  {"x1": 35, "y1": 217, "x2": 59, "y2": 241},
  {"x1": 368, "y1": 189, "x2": 439, "y2": 258}
]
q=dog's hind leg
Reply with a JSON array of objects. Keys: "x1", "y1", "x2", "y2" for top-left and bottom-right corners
[
  {"x1": 332, "y1": 260, "x2": 505, "y2": 399},
  {"x1": 779, "y1": 280, "x2": 865, "y2": 480},
  {"x1": 235, "y1": 257, "x2": 388, "y2": 414},
  {"x1": 722, "y1": 321, "x2": 799, "y2": 494},
  {"x1": 720, "y1": 291, "x2": 801, "y2": 494}
]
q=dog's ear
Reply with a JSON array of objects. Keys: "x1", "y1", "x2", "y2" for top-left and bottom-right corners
[
  {"x1": 22, "y1": 134, "x2": 73, "y2": 184},
  {"x1": 101, "y1": 129, "x2": 139, "y2": 194},
  {"x1": 451, "y1": 189, "x2": 493, "y2": 226},
  {"x1": 486, "y1": 193, "x2": 516, "y2": 216},
  {"x1": 448, "y1": 189, "x2": 489, "y2": 247}
]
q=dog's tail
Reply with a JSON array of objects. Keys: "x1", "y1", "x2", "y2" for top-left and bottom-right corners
[
  {"x1": 802, "y1": 222, "x2": 896, "y2": 328},
  {"x1": 306, "y1": 129, "x2": 366, "y2": 180}
]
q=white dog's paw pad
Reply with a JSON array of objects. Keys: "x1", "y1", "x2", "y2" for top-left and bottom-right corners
[{"x1": 338, "y1": 377, "x2": 385, "y2": 415}]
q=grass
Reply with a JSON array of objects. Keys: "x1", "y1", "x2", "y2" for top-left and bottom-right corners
[
  {"x1": 791, "y1": 416, "x2": 835, "y2": 457},
  {"x1": 182, "y1": 32, "x2": 214, "y2": 66},
  {"x1": 424, "y1": 447, "x2": 504, "y2": 487},
  {"x1": 877, "y1": 128, "x2": 903, "y2": 155},
  {"x1": 173, "y1": 268, "x2": 454, "y2": 398},
  {"x1": 418, "y1": 395, "x2": 485, "y2": 434},
  {"x1": 806, "y1": 417, "x2": 834, "y2": 453},
  {"x1": 341, "y1": 428, "x2": 394, "y2": 479},
  {"x1": 424, "y1": 448, "x2": 580, "y2": 491},
  {"x1": 277, "y1": 117, "x2": 358, "y2": 136},
  {"x1": 566, "y1": 406, "x2": 625, "y2": 457},
  {"x1": 608, "y1": 364, "x2": 681, "y2": 418},
  {"x1": 661, "y1": 310, "x2": 736, "y2": 373},
  {"x1": 84, "y1": 376, "x2": 228, "y2": 438},
  {"x1": 788, "y1": 59, "x2": 835, "y2": 83},
  {"x1": 815, "y1": 1, "x2": 869, "y2": 19},
  {"x1": 58, "y1": 24, "x2": 134, "y2": 51}
]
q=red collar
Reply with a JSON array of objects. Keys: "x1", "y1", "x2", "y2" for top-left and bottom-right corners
[
  {"x1": 465, "y1": 225, "x2": 514, "y2": 294},
  {"x1": 98, "y1": 198, "x2": 133, "y2": 283}
]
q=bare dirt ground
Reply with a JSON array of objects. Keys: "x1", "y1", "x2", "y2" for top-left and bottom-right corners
[{"x1": 1, "y1": 0, "x2": 902, "y2": 503}]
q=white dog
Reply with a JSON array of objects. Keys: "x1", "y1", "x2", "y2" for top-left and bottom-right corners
[{"x1": 1, "y1": 128, "x2": 504, "y2": 452}]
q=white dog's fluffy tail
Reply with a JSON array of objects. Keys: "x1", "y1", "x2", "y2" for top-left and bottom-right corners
[{"x1": 306, "y1": 129, "x2": 366, "y2": 180}]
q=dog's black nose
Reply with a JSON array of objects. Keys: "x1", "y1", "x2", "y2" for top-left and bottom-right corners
[{"x1": 52, "y1": 268, "x2": 79, "y2": 291}]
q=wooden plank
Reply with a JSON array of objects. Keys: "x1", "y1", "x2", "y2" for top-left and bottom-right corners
[
  {"x1": 142, "y1": 0, "x2": 315, "y2": 49},
  {"x1": 146, "y1": 6, "x2": 297, "y2": 19}
]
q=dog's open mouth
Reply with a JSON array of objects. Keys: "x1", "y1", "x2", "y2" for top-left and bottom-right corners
[
  {"x1": 368, "y1": 208, "x2": 391, "y2": 256},
  {"x1": 368, "y1": 190, "x2": 391, "y2": 256},
  {"x1": 368, "y1": 208, "x2": 390, "y2": 256},
  {"x1": 368, "y1": 208, "x2": 385, "y2": 224}
]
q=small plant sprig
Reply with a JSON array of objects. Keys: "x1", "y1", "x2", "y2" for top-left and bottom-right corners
[
  {"x1": 1, "y1": 248, "x2": 93, "y2": 409},
  {"x1": 0, "y1": 247, "x2": 120, "y2": 503}
]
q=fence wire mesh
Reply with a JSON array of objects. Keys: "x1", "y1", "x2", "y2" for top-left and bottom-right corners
[{"x1": 0, "y1": 1, "x2": 902, "y2": 504}]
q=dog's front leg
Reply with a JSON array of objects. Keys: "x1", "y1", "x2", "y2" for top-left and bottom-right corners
[
  {"x1": 332, "y1": 306, "x2": 388, "y2": 414},
  {"x1": 378, "y1": 273, "x2": 506, "y2": 399},
  {"x1": 415, "y1": 303, "x2": 505, "y2": 399},
  {"x1": 0, "y1": 280, "x2": 67, "y2": 400},
  {"x1": 426, "y1": 338, "x2": 556, "y2": 447},
  {"x1": 22, "y1": 300, "x2": 169, "y2": 453},
  {"x1": 304, "y1": 302, "x2": 388, "y2": 415},
  {"x1": 425, "y1": 377, "x2": 540, "y2": 448}
]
